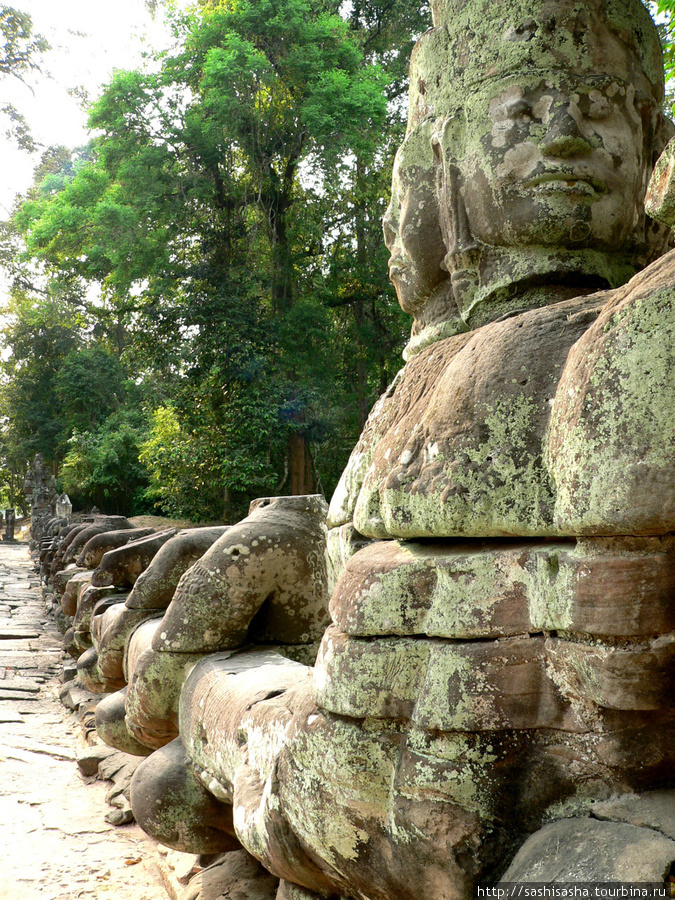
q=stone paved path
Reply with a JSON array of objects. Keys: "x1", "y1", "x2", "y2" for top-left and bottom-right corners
[{"x1": 0, "y1": 542, "x2": 168, "y2": 900}]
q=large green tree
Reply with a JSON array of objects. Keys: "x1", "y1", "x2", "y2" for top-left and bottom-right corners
[
  {"x1": 4, "y1": 0, "x2": 432, "y2": 521},
  {"x1": 656, "y1": 0, "x2": 675, "y2": 96}
]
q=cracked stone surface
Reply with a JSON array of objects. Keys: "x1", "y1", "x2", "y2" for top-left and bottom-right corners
[{"x1": 0, "y1": 542, "x2": 168, "y2": 900}]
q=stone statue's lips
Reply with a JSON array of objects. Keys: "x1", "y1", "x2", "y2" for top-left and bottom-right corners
[
  {"x1": 525, "y1": 172, "x2": 607, "y2": 197},
  {"x1": 388, "y1": 256, "x2": 411, "y2": 278}
]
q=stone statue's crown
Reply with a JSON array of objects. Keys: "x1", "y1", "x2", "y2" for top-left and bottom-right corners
[{"x1": 409, "y1": 0, "x2": 664, "y2": 128}]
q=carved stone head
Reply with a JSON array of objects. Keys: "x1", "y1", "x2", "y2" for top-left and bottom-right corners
[{"x1": 389, "y1": 0, "x2": 673, "y2": 339}]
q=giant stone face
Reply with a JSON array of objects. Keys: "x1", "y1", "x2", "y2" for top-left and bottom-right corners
[
  {"x1": 388, "y1": 0, "x2": 671, "y2": 335},
  {"x1": 452, "y1": 74, "x2": 648, "y2": 252}
]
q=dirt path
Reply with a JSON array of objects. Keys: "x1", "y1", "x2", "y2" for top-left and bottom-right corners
[{"x1": 0, "y1": 542, "x2": 169, "y2": 900}]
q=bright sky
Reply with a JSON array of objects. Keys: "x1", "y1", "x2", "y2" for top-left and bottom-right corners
[{"x1": 0, "y1": 0, "x2": 189, "y2": 218}]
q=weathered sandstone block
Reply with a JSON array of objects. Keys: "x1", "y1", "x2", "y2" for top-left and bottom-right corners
[
  {"x1": 76, "y1": 527, "x2": 155, "y2": 569},
  {"x1": 93, "y1": 526, "x2": 229, "y2": 685},
  {"x1": 125, "y1": 646, "x2": 205, "y2": 749},
  {"x1": 501, "y1": 817, "x2": 675, "y2": 883},
  {"x1": 315, "y1": 628, "x2": 578, "y2": 731},
  {"x1": 91, "y1": 528, "x2": 178, "y2": 588},
  {"x1": 548, "y1": 259, "x2": 675, "y2": 534},
  {"x1": 52, "y1": 563, "x2": 87, "y2": 598},
  {"x1": 179, "y1": 850, "x2": 280, "y2": 900},
  {"x1": 118, "y1": 496, "x2": 329, "y2": 750},
  {"x1": 130, "y1": 738, "x2": 241, "y2": 854},
  {"x1": 331, "y1": 536, "x2": 675, "y2": 639},
  {"x1": 330, "y1": 297, "x2": 604, "y2": 540},
  {"x1": 126, "y1": 526, "x2": 230, "y2": 610},
  {"x1": 73, "y1": 582, "x2": 120, "y2": 622},
  {"x1": 154, "y1": 496, "x2": 329, "y2": 653},
  {"x1": 96, "y1": 688, "x2": 154, "y2": 757},
  {"x1": 546, "y1": 634, "x2": 675, "y2": 710},
  {"x1": 52, "y1": 516, "x2": 133, "y2": 576},
  {"x1": 61, "y1": 570, "x2": 95, "y2": 617}
]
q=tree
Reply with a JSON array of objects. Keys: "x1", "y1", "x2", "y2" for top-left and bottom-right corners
[
  {"x1": 655, "y1": 0, "x2": 675, "y2": 96},
  {"x1": 0, "y1": 291, "x2": 82, "y2": 466},
  {"x1": 155, "y1": 0, "x2": 392, "y2": 490},
  {"x1": 5, "y1": 0, "x2": 432, "y2": 520},
  {"x1": 59, "y1": 408, "x2": 150, "y2": 515},
  {"x1": 0, "y1": 190, "x2": 153, "y2": 510},
  {"x1": 0, "y1": 6, "x2": 48, "y2": 151},
  {"x1": 13, "y1": 2, "x2": 390, "y2": 504},
  {"x1": 55, "y1": 348, "x2": 126, "y2": 432},
  {"x1": 304, "y1": 0, "x2": 430, "y2": 432}
]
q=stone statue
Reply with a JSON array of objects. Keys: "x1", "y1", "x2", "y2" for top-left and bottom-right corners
[
  {"x1": 2, "y1": 508, "x2": 16, "y2": 543},
  {"x1": 25, "y1": 453, "x2": 57, "y2": 548},
  {"x1": 55, "y1": 493, "x2": 72, "y2": 520},
  {"x1": 84, "y1": 0, "x2": 675, "y2": 896}
]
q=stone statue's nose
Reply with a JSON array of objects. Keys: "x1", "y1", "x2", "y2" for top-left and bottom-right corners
[
  {"x1": 540, "y1": 106, "x2": 593, "y2": 159},
  {"x1": 383, "y1": 203, "x2": 398, "y2": 249}
]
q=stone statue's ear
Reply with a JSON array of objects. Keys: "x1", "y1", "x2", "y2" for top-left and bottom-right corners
[
  {"x1": 643, "y1": 126, "x2": 675, "y2": 267},
  {"x1": 432, "y1": 116, "x2": 476, "y2": 262},
  {"x1": 627, "y1": 113, "x2": 675, "y2": 266},
  {"x1": 433, "y1": 116, "x2": 479, "y2": 315}
]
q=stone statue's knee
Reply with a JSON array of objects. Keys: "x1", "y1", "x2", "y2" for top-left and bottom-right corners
[
  {"x1": 95, "y1": 688, "x2": 152, "y2": 757},
  {"x1": 130, "y1": 737, "x2": 241, "y2": 854},
  {"x1": 125, "y1": 646, "x2": 202, "y2": 749},
  {"x1": 77, "y1": 647, "x2": 105, "y2": 693}
]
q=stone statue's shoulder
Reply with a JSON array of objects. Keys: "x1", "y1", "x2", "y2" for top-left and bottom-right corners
[
  {"x1": 330, "y1": 293, "x2": 614, "y2": 540},
  {"x1": 548, "y1": 248, "x2": 675, "y2": 534},
  {"x1": 327, "y1": 331, "x2": 474, "y2": 530}
]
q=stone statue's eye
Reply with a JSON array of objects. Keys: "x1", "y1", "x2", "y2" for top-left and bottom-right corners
[
  {"x1": 507, "y1": 100, "x2": 532, "y2": 122},
  {"x1": 587, "y1": 99, "x2": 612, "y2": 120},
  {"x1": 585, "y1": 91, "x2": 613, "y2": 120}
]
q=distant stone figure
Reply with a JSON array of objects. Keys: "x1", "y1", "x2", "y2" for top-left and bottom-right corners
[
  {"x1": 123, "y1": 1, "x2": 674, "y2": 896},
  {"x1": 2, "y1": 509, "x2": 15, "y2": 543},
  {"x1": 55, "y1": 493, "x2": 72, "y2": 520},
  {"x1": 24, "y1": 453, "x2": 57, "y2": 546}
]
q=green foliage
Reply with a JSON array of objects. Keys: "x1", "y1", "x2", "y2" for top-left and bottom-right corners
[
  {"x1": 59, "y1": 408, "x2": 151, "y2": 515},
  {"x1": 0, "y1": 278, "x2": 148, "y2": 512},
  {"x1": 656, "y1": 0, "x2": 675, "y2": 97},
  {"x1": 55, "y1": 348, "x2": 126, "y2": 432},
  {"x1": 140, "y1": 391, "x2": 281, "y2": 523},
  {"x1": 3, "y1": 0, "x2": 430, "y2": 520},
  {"x1": 0, "y1": 292, "x2": 83, "y2": 464},
  {"x1": 0, "y1": 6, "x2": 47, "y2": 77},
  {"x1": 0, "y1": 5, "x2": 49, "y2": 151}
]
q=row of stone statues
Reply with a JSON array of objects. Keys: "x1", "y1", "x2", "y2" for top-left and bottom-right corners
[{"x1": 32, "y1": 0, "x2": 674, "y2": 896}]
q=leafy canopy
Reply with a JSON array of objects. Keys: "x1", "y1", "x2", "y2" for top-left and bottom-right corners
[
  {"x1": 2, "y1": 0, "x2": 430, "y2": 519},
  {"x1": 0, "y1": 5, "x2": 48, "y2": 151}
]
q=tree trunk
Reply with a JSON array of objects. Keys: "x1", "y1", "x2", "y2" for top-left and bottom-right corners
[
  {"x1": 268, "y1": 156, "x2": 300, "y2": 311},
  {"x1": 222, "y1": 485, "x2": 231, "y2": 524},
  {"x1": 289, "y1": 433, "x2": 315, "y2": 495},
  {"x1": 354, "y1": 155, "x2": 370, "y2": 430}
]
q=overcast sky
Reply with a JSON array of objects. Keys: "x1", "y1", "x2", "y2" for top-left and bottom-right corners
[{"x1": 1, "y1": 0, "x2": 188, "y2": 217}]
